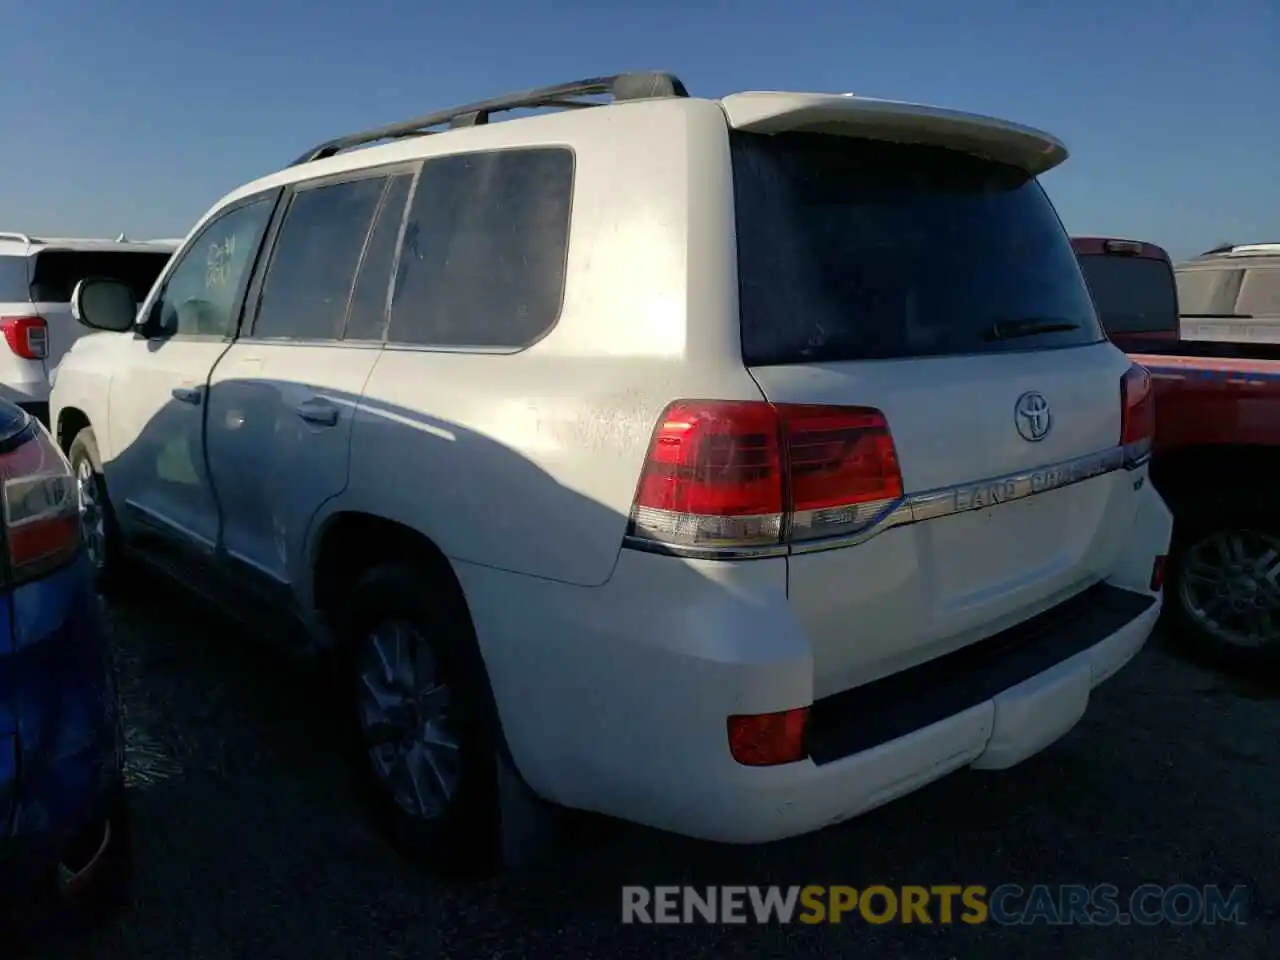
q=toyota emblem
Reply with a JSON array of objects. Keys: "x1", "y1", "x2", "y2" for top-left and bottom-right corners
[{"x1": 1014, "y1": 391, "x2": 1052, "y2": 442}]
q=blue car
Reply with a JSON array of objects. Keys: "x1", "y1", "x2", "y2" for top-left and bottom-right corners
[{"x1": 0, "y1": 399, "x2": 128, "y2": 937}]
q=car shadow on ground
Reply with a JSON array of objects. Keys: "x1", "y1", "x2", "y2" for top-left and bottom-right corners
[{"x1": 31, "y1": 586, "x2": 1276, "y2": 960}]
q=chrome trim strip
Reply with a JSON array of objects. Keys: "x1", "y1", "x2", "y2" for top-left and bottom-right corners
[
  {"x1": 622, "y1": 537, "x2": 790, "y2": 561},
  {"x1": 624, "y1": 444, "x2": 1139, "y2": 561}
]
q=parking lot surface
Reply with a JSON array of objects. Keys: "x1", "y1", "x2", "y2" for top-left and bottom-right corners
[{"x1": 39, "y1": 590, "x2": 1279, "y2": 960}]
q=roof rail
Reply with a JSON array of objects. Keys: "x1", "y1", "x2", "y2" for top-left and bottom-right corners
[
  {"x1": 290, "y1": 71, "x2": 689, "y2": 166},
  {"x1": 1201, "y1": 242, "x2": 1236, "y2": 255},
  {"x1": 1227, "y1": 242, "x2": 1280, "y2": 255},
  {"x1": 0, "y1": 231, "x2": 34, "y2": 245}
]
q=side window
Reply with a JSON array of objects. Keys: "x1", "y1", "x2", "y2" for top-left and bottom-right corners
[
  {"x1": 252, "y1": 175, "x2": 387, "y2": 341},
  {"x1": 387, "y1": 147, "x2": 573, "y2": 348},
  {"x1": 345, "y1": 173, "x2": 413, "y2": 341},
  {"x1": 151, "y1": 198, "x2": 274, "y2": 338},
  {"x1": 1234, "y1": 267, "x2": 1280, "y2": 318},
  {"x1": 0, "y1": 255, "x2": 31, "y2": 301},
  {"x1": 1174, "y1": 267, "x2": 1244, "y2": 316}
]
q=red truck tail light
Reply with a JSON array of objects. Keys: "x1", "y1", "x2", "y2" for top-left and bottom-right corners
[
  {"x1": 1120, "y1": 363, "x2": 1154, "y2": 466},
  {"x1": 0, "y1": 316, "x2": 49, "y2": 361},
  {"x1": 0, "y1": 419, "x2": 79, "y2": 585},
  {"x1": 628, "y1": 400, "x2": 904, "y2": 552}
]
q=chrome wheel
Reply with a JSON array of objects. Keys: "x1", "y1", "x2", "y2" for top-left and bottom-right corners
[
  {"x1": 355, "y1": 619, "x2": 461, "y2": 820},
  {"x1": 76, "y1": 456, "x2": 107, "y2": 572},
  {"x1": 1179, "y1": 528, "x2": 1280, "y2": 650}
]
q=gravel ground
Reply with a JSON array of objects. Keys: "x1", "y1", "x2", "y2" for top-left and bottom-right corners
[{"x1": 33, "y1": 590, "x2": 1280, "y2": 960}]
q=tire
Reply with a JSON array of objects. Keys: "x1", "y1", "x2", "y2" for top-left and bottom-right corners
[
  {"x1": 1165, "y1": 489, "x2": 1280, "y2": 675},
  {"x1": 64, "y1": 784, "x2": 134, "y2": 925},
  {"x1": 67, "y1": 427, "x2": 128, "y2": 594},
  {"x1": 338, "y1": 562, "x2": 501, "y2": 876}
]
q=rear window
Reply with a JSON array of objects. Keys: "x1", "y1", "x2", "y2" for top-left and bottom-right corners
[
  {"x1": 732, "y1": 132, "x2": 1102, "y2": 364},
  {"x1": 1076, "y1": 254, "x2": 1177, "y2": 334},
  {"x1": 1174, "y1": 266, "x2": 1244, "y2": 316},
  {"x1": 29, "y1": 250, "x2": 173, "y2": 304},
  {"x1": 1235, "y1": 267, "x2": 1280, "y2": 317},
  {"x1": 0, "y1": 255, "x2": 31, "y2": 301}
]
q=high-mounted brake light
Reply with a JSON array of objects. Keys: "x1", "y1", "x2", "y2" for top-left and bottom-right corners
[
  {"x1": 1103, "y1": 239, "x2": 1145, "y2": 256},
  {"x1": 0, "y1": 316, "x2": 48, "y2": 361},
  {"x1": 628, "y1": 400, "x2": 903, "y2": 552},
  {"x1": 1120, "y1": 363, "x2": 1154, "y2": 467},
  {"x1": 0, "y1": 420, "x2": 79, "y2": 585}
]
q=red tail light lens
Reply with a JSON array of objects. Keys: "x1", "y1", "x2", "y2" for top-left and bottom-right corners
[
  {"x1": 629, "y1": 400, "x2": 903, "y2": 551},
  {"x1": 1150, "y1": 554, "x2": 1167, "y2": 592},
  {"x1": 0, "y1": 316, "x2": 49, "y2": 360},
  {"x1": 0, "y1": 420, "x2": 79, "y2": 585},
  {"x1": 727, "y1": 708, "x2": 810, "y2": 766},
  {"x1": 1120, "y1": 363, "x2": 1154, "y2": 465},
  {"x1": 785, "y1": 405, "x2": 903, "y2": 542}
]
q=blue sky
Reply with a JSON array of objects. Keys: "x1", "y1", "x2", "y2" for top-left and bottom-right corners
[{"x1": 2, "y1": 0, "x2": 1274, "y2": 261}]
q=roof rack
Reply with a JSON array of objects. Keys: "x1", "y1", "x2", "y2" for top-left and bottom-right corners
[
  {"x1": 1227, "y1": 242, "x2": 1280, "y2": 255},
  {"x1": 290, "y1": 71, "x2": 689, "y2": 166},
  {"x1": 0, "y1": 232, "x2": 34, "y2": 245},
  {"x1": 1201, "y1": 242, "x2": 1280, "y2": 257}
]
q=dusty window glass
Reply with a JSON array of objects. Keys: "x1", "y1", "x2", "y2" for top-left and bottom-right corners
[
  {"x1": 151, "y1": 198, "x2": 274, "y2": 338},
  {"x1": 387, "y1": 148, "x2": 573, "y2": 348},
  {"x1": 254, "y1": 176, "x2": 387, "y2": 340}
]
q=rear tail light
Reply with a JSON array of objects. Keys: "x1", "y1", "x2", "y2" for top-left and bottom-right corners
[
  {"x1": 628, "y1": 401, "x2": 903, "y2": 553},
  {"x1": 727, "y1": 708, "x2": 810, "y2": 766},
  {"x1": 0, "y1": 418, "x2": 79, "y2": 586},
  {"x1": 0, "y1": 316, "x2": 48, "y2": 360},
  {"x1": 1120, "y1": 364, "x2": 1154, "y2": 467},
  {"x1": 1150, "y1": 555, "x2": 1167, "y2": 592}
]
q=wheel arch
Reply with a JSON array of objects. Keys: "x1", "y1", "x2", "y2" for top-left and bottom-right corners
[{"x1": 56, "y1": 405, "x2": 92, "y2": 455}]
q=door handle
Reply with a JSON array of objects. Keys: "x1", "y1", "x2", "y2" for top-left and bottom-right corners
[
  {"x1": 171, "y1": 386, "x2": 203, "y2": 405},
  {"x1": 295, "y1": 398, "x2": 339, "y2": 427}
]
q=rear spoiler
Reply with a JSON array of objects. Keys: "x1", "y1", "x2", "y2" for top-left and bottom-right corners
[{"x1": 720, "y1": 92, "x2": 1068, "y2": 176}]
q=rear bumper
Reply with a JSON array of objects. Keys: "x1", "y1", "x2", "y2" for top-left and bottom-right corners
[{"x1": 457, "y1": 485, "x2": 1172, "y2": 844}]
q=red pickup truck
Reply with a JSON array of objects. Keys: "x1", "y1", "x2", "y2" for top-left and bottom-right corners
[{"x1": 1074, "y1": 237, "x2": 1280, "y2": 671}]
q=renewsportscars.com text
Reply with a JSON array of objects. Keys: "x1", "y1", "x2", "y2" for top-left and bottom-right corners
[{"x1": 621, "y1": 884, "x2": 1249, "y2": 926}]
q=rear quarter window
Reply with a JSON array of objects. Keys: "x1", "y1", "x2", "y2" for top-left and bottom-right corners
[
  {"x1": 386, "y1": 147, "x2": 574, "y2": 349},
  {"x1": 29, "y1": 250, "x2": 173, "y2": 304},
  {"x1": 1076, "y1": 254, "x2": 1177, "y2": 333},
  {"x1": 0, "y1": 255, "x2": 31, "y2": 301},
  {"x1": 732, "y1": 132, "x2": 1102, "y2": 364}
]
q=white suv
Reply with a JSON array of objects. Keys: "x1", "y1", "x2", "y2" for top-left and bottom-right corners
[
  {"x1": 50, "y1": 72, "x2": 1172, "y2": 871},
  {"x1": 0, "y1": 232, "x2": 176, "y2": 424}
]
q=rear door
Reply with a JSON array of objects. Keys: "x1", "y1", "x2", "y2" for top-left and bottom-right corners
[
  {"x1": 29, "y1": 248, "x2": 173, "y2": 369},
  {"x1": 730, "y1": 131, "x2": 1141, "y2": 696},
  {"x1": 205, "y1": 168, "x2": 412, "y2": 595}
]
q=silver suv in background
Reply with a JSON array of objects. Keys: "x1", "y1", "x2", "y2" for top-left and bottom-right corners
[
  {"x1": 0, "y1": 232, "x2": 176, "y2": 423},
  {"x1": 1177, "y1": 242, "x2": 1280, "y2": 344}
]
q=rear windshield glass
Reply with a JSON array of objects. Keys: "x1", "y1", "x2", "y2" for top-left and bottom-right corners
[
  {"x1": 732, "y1": 132, "x2": 1103, "y2": 364},
  {"x1": 1174, "y1": 266, "x2": 1244, "y2": 317},
  {"x1": 29, "y1": 250, "x2": 172, "y2": 303},
  {"x1": 0, "y1": 255, "x2": 31, "y2": 301},
  {"x1": 1076, "y1": 254, "x2": 1178, "y2": 334}
]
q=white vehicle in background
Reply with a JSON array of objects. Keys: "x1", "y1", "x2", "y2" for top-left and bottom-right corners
[
  {"x1": 0, "y1": 232, "x2": 176, "y2": 424},
  {"x1": 50, "y1": 72, "x2": 1172, "y2": 874}
]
